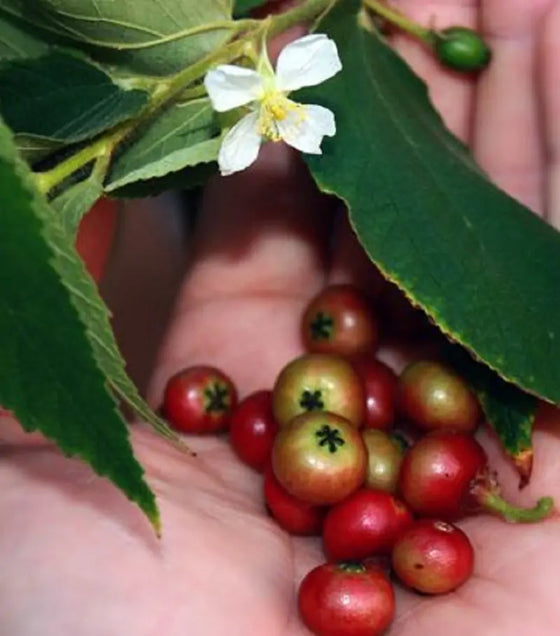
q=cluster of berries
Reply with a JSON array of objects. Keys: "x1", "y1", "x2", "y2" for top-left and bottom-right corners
[{"x1": 163, "y1": 284, "x2": 552, "y2": 636}]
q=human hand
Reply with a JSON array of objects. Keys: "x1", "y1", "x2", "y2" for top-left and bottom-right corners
[{"x1": 2, "y1": 1, "x2": 560, "y2": 634}]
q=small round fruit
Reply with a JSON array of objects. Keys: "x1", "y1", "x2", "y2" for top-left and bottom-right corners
[
  {"x1": 263, "y1": 465, "x2": 325, "y2": 535},
  {"x1": 362, "y1": 429, "x2": 405, "y2": 494},
  {"x1": 399, "y1": 431, "x2": 486, "y2": 518},
  {"x1": 302, "y1": 284, "x2": 379, "y2": 356},
  {"x1": 397, "y1": 360, "x2": 481, "y2": 433},
  {"x1": 392, "y1": 519, "x2": 474, "y2": 594},
  {"x1": 351, "y1": 355, "x2": 397, "y2": 430},
  {"x1": 272, "y1": 411, "x2": 367, "y2": 506},
  {"x1": 273, "y1": 353, "x2": 365, "y2": 427},
  {"x1": 229, "y1": 390, "x2": 278, "y2": 471},
  {"x1": 400, "y1": 431, "x2": 554, "y2": 523},
  {"x1": 298, "y1": 562, "x2": 395, "y2": 636},
  {"x1": 433, "y1": 26, "x2": 491, "y2": 72},
  {"x1": 323, "y1": 488, "x2": 413, "y2": 561},
  {"x1": 163, "y1": 365, "x2": 238, "y2": 434}
]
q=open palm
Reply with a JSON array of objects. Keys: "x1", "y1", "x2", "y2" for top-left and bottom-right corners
[{"x1": 2, "y1": 1, "x2": 560, "y2": 634}]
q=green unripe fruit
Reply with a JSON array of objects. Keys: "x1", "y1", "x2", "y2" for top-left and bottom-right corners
[{"x1": 433, "y1": 26, "x2": 491, "y2": 72}]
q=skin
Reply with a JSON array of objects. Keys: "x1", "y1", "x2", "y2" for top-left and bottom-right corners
[{"x1": 2, "y1": 0, "x2": 560, "y2": 634}]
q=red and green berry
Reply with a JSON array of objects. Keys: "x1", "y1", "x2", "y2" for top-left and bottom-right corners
[
  {"x1": 271, "y1": 411, "x2": 367, "y2": 506},
  {"x1": 392, "y1": 519, "x2": 474, "y2": 594},
  {"x1": 298, "y1": 562, "x2": 395, "y2": 636},
  {"x1": 397, "y1": 360, "x2": 481, "y2": 433},
  {"x1": 272, "y1": 353, "x2": 365, "y2": 428},
  {"x1": 302, "y1": 284, "x2": 379, "y2": 356},
  {"x1": 163, "y1": 365, "x2": 237, "y2": 434}
]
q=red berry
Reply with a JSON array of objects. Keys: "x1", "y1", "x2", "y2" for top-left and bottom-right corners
[
  {"x1": 298, "y1": 562, "x2": 395, "y2": 636},
  {"x1": 272, "y1": 353, "x2": 365, "y2": 428},
  {"x1": 362, "y1": 429, "x2": 405, "y2": 494},
  {"x1": 399, "y1": 431, "x2": 486, "y2": 519},
  {"x1": 272, "y1": 411, "x2": 367, "y2": 506},
  {"x1": 399, "y1": 431, "x2": 554, "y2": 523},
  {"x1": 302, "y1": 284, "x2": 379, "y2": 356},
  {"x1": 323, "y1": 488, "x2": 413, "y2": 561},
  {"x1": 229, "y1": 391, "x2": 278, "y2": 471},
  {"x1": 163, "y1": 366, "x2": 237, "y2": 434},
  {"x1": 397, "y1": 360, "x2": 481, "y2": 433},
  {"x1": 392, "y1": 519, "x2": 474, "y2": 594},
  {"x1": 351, "y1": 355, "x2": 398, "y2": 430},
  {"x1": 263, "y1": 465, "x2": 325, "y2": 535}
]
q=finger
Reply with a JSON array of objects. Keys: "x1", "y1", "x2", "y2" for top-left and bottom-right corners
[
  {"x1": 541, "y1": 0, "x2": 560, "y2": 227},
  {"x1": 390, "y1": 0, "x2": 479, "y2": 141},
  {"x1": 149, "y1": 143, "x2": 334, "y2": 402},
  {"x1": 472, "y1": 0, "x2": 554, "y2": 214}
]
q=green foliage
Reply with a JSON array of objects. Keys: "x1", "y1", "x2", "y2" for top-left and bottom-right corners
[
  {"x1": 0, "y1": 0, "x2": 234, "y2": 75},
  {"x1": 0, "y1": 118, "x2": 160, "y2": 531},
  {"x1": 106, "y1": 97, "x2": 220, "y2": 192},
  {"x1": 0, "y1": 51, "x2": 149, "y2": 144},
  {"x1": 0, "y1": 12, "x2": 48, "y2": 59},
  {"x1": 51, "y1": 161, "x2": 106, "y2": 236},
  {"x1": 234, "y1": 0, "x2": 268, "y2": 18},
  {"x1": 446, "y1": 347, "x2": 536, "y2": 486},
  {"x1": 303, "y1": 0, "x2": 560, "y2": 405}
]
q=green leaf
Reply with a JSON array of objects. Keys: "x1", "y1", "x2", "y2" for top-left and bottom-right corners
[
  {"x1": 0, "y1": 51, "x2": 149, "y2": 144},
  {"x1": 109, "y1": 160, "x2": 217, "y2": 199},
  {"x1": 233, "y1": 0, "x2": 267, "y2": 18},
  {"x1": 106, "y1": 97, "x2": 220, "y2": 192},
  {"x1": 51, "y1": 159, "x2": 106, "y2": 236},
  {"x1": 446, "y1": 346, "x2": 537, "y2": 487},
  {"x1": 0, "y1": 0, "x2": 233, "y2": 75},
  {"x1": 0, "y1": 12, "x2": 48, "y2": 59},
  {"x1": 15, "y1": 133, "x2": 60, "y2": 163},
  {"x1": 0, "y1": 116, "x2": 160, "y2": 531},
  {"x1": 304, "y1": 0, "x2": 560, "y2": 405}
]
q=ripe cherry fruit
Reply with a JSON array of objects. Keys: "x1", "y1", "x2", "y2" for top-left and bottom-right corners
[
  {"x1": 301, "y1": 284, "x2": 379, "y2": 356},
  {"x1": 397, "y1": 360, "x2": 481, "y2": 433},
  {"x1": 298, "y1": 562, "x2": 395, "y2": 636},
  {"x1": 272, "y1": 353, "x2": 364, "y2": 428},
  {"x1": 323, "y1": 488, "x2": 413, "y2": 562},
  {"x1": 399, "y1": 431, "x2": 553, "y2": 523},
  {"x1": 163, "y1": 365, "x2": 238, "y2": 434},
  {"x1": 392, "y1": 519, "x2": 474, "y2": 594},
  {"x1": 351, "y1": 355, "x2": 398, "y2": 431},
  {"x1": 272, "y1": 411, "x2": 367, "y2": 506},
  {"x1": 229, "y1": 390, "x2": 278, "y2": 471},
  {"x1": 263, "y1": 465, "x2": 325, "y2": 536}
]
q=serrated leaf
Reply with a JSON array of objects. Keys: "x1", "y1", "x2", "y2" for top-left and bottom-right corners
[
  {"x1": 304, "y1": 0, "x2": 560, "y2": 405},
  {"x1": 0, "y1": 116, "x2": 160, "y2": 530},
  {"x1": 106, "y1": 97, "x2": 220, "y2": 192},
  {"x1": 445, "y1": 346, "x2": 537, "y2": 487},
  {"x1": 51, "y1": 160, "x2": 105, "y2": 236},
  {"x1": 233, "y1": 0, "x2": 268, "y2": 18},
  {"x1": 109, "y1": 160, "x2": 216, "y2": 199},
  {"x1": 0, "y1": 0, "x2": 233, "y2": 76},
  {"x1": 0, "y1": 12, "x2": 48, "y2": 58},
  {"x1": 0, "y1": 51, "x2": 149, "y2": 144}
]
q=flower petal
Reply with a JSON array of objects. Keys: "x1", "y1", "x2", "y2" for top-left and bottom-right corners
[
  {"x1": 277, "y1": 103, "x2": 335, "y2": 154},
  {"x1": 218, "y1": 111, "x2": 262, "y2": 176},
  {"x1": 204, "y1": 65, "x2": 263, "y2": 112},
  {"x1": 275, "y1": 34, "x2": 342, "y2": 92}
]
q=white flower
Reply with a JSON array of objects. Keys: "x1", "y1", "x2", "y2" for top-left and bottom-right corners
[{"x1": 204, "y1": 34, "x2": 342, "y2": 176}]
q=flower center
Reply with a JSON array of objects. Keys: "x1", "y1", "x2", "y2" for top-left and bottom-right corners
[{"x1": 257, "y1": 92, "x2": 304, "y2": 141}]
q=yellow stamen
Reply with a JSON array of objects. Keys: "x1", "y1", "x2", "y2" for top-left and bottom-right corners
[{"x1": 257, "y1": 92, "x2": 306, "y2": 142}]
